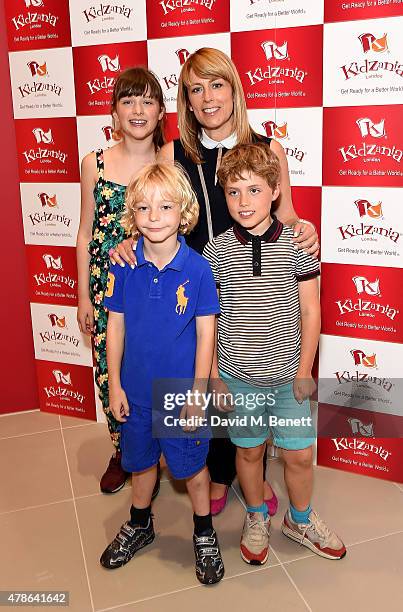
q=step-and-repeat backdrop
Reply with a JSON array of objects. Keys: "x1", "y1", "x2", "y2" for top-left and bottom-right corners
[{"x1": 4, "y1": 0, "x2": 403, "y2": 482}]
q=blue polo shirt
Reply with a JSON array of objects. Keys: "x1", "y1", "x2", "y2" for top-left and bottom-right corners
[{"x1": 103, "y1": 235, "x2": 220, "y2": 407}]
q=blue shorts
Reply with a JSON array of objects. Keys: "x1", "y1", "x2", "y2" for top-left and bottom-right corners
[
  {"x1": 220, "y1": 370, "x2": 316, "y2": 451},
  {"x1": 120, "y1": 403, "x2": 209, "y2": 480}
]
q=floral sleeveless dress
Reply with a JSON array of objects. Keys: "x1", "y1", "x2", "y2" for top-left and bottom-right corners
[{"x1": 88, "y1": 150, "x2": 127, "y2": 448}]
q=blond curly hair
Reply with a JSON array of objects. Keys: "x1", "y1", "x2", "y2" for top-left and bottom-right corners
[{"x1": 121, "y1": 162, "x2": 199, "y2": 240}]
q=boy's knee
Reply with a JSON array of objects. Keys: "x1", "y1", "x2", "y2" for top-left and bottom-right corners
[
  {"x1": 237, "y1": 444, "x2": 265, "y2": 463},
  {"x1": 283, "y1": 446, "x2": 313, "y2": 469}
]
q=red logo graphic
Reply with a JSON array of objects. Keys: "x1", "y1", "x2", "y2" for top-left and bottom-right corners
[
  {"x1": 32, "y1": 127, "x2": 53, "y2": 144},
  {"x1": 348, "y1": 417, "x2": 374, "y2": 437},
  {"x1": 98, "y1": 54, "x2": 120, "y2": 73},
  {"x1": 38, "y1": 192, "x2": 57, "y2": 207},
  {"x1": 27, "y1": 245, "x2": 78, "y2": 304},
  {"x1": 323, "y1": 106, "x2": 403, "y2": 186},
  {"x1": 350, "y1": 349, "x2": 377, "y2": 368},
  {"x1": 42, "y1": 254, "x2": 63, "y2": 270},
  {"x1": 261, "y1": 40, "x2": 289, "y2": 61},
  {"x1": 102, "y1": 126, "x2": 114, "y2": 142},
  {"x1": 356, "y1": 117, "x2": 385, "y2": 139},
  {"x1": 52, "y1": 369, "x2": 72, "y2": 385},
  {"x1": 232, "y1": 25, "x2": 323, "y2": 109},
  {"x1": 355, "y1": 199, "x2": 383, "y2": 219},
  {"x1": 359, "y1": 33, "x2": 388, "y2": 54},
  {"x1": 73, "y1": 42, "x2": 147, "y2": 115},
  {"x1": 352, "y1": 276, "x2": 381, "y2": 297},
  {"x1": 337, "y1": 199, "x2": 400, "y2": 244},
  {"x1": 48, "y1": 313, "x2": 66, "y2": 328},
  {"x1": 5, "y1": 0, "x2": 71, "y2": 51},
  {"x1": 15, "y1": 117, "x2": 80, "y2": 182},
  {"x1": 262, "y1": 120, "x2": 288, "y2": 140},
  {"x1": 27, "y1": 60, "x2": 48, "y2": 77},
  {"x1": 175, "y1": 48, "x2": 190, "y2": 66},
  {"x1": 146, "y1": 0, "x2": 228, "y2": 39}
]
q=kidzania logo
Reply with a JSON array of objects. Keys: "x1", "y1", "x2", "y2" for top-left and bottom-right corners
[
  {"x1": 159, "y1": 0, "x2": 216, "y2": 16},
  {"x1": 336, "y1": 276, "x2": 399, "y2": 321},
  {"x1": 28, "y1": 193, "x2": 72, "y2": 229},
  {"x1": 341, "y1": 32, "x2": 403, "y2": 81},
  {"x1": 334, "y1": 349, "x2": 393, "y2": 393},
  {"x1": 348, "y1": 417, "x2": 374, "y2": 438},
  {"x1": 33, "y1": 255, "x2": 76, "y2": 290},
  {"x1": 39, "y1": 314, "x2": 80, "y2": 346},
  {"x1": 43, "y1": 369, "x2": 85, "y2": 404},
  {"x1": 18, "y1": 61, "x2": 62, "y2": 99},
  {"x1": 22, "y1": 128, "x2": 68, "y2": 164},
  {"x1": 160, "y1": 49, "x2": 190, "y2": 92},
  {"x1": 337, "y1": 199, "x2": 400, "y2": 244},
  {"x1": 82, "y1": 3, "x2": 133, "y2": 23},
  {"x1": 246, "y1": 40, "x2": 307, "y2": 86},
  {"x1": 86, "y1": 55, "x2": 120, "y2": 95},
  {"x1": 262, "y1": 120, "x2": 305, "y2": 163},
  {"x1": 331, "y1": 438, "x2": 391, "y2": 461},
  {"x1": 102, "y1": 125, "x2": 114, "y2": 142},
  {"x1": 339, "y1": 117, "x2": 402, "y2": 164},
  {"x1": 11, "y1": 0, "x2": 59, "y2": 33}
]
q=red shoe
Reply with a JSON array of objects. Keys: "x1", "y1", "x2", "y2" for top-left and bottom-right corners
[
  {"x1": 265, "y1": 490, "x2": 278, "y2": 517},
  {"x1": 100, "y1": 452, "x2": 129, "y2": 494},
  {"x1": 210, "y1": 486, "x2": 229, "y2": 516}
]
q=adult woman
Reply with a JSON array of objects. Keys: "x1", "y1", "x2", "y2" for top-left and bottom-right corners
[
  {"x1": 77, "y1": 67, "x2": 165, "y2": 494},
  {"x1": 112, "y1": 48, "x2": 319, "y2": 512}
]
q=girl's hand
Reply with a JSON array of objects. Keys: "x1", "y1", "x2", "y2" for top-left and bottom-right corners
[
  {"x1": 292, "y1": 220, "x2": 320, "y2": 257},
  {"x1": 109, "y1": 385, "x2": 130, "y2": 422},
  {"x1": 208, "y1": 377, "x2": 234, "y2": 413},
  {"x1": 109, "y1": 238, "x2": 137, "y2": 268},
  {"x1": 77, "y1": 297, "x2": 94, "y2": 335}
]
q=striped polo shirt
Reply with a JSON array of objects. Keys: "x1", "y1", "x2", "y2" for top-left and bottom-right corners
[{"x1": 203, "y1": 217, "x2": 320, "y2": 387}]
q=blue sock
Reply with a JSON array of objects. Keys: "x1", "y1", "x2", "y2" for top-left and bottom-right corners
[
  {"x1": 290, "y1": 503, "x2": 312, "y2": 524},
  {"x1": 247, "y1": 502, "x2": 268, "y2": 520}
]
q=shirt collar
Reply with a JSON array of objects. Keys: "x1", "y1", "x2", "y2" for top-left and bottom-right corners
[
  {"x1": 135, "y1": 235, "x2": 189, "y2": 271},
  {"x1": 233, "y1": 215, "x2": 283, "y2": 245},
  {"x1": 199, "y1": 129, "x2": 238, "y2": 150}
]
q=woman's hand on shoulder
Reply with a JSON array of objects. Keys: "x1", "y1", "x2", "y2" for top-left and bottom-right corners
[
  {"x1": 157, "y1": 140, "x2": 174, "y2": 162},
  {"x1": 109, "y1": 237, "x2": 137, "y2": 268},
  {"x1": 293, "y1": 220, "x2": 320, "y2": 257}
]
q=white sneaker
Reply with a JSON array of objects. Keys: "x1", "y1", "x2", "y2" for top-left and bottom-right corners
[{"x1": 281, "y1": 509, "x2": 346, "y2": 560}]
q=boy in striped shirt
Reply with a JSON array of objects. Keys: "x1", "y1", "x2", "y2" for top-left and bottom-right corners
[{"x1": 203, "y1": 143, "x2": 345, "y2": 565}]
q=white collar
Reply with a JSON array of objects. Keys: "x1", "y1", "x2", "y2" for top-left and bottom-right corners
[{"x1": 199, "y1": 129, "x2": 238, "y2": 150}]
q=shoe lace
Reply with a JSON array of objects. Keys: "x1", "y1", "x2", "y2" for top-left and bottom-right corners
[
  {"x1": 247, "y1": 513, "x2": 270, "y2": 544},
  {"x1": 302, "y1": 511, "x2": 332, "y2": 547}
]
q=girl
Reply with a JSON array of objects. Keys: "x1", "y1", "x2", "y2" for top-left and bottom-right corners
[
  {"x1": 111, "y1": 48, "x2": 319, "y2": 513},
  {"x1": 76, "y1": 67, "x2": 165, "y2": 494}
]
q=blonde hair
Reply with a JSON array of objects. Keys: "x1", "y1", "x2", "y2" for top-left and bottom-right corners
[
  {"x1": 177, "y1": 48, "x2": 257, "y2": 164},
  {"x1": 121, "y1": 162, "x2": 199, "y2": 240},
  {"x1": 217, "y1": 143, "x2": 281, "y2": 191}
]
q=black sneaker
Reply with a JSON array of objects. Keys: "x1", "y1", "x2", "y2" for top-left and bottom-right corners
[
  {"x1": 100, "y1": 517, "x2": 155, "y2": 569},
  {"x1": 193, "y1": 529, "x2": 225, "y2": 585}
]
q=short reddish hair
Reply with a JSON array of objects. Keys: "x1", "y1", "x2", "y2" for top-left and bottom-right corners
[{"x1": 218, "y1": 142, "x2": 280, "y2": 191}]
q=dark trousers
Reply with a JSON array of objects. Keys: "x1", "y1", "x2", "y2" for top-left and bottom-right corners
[{"x1": 206, "y1": 436, "x2": 268, "y2": 486}]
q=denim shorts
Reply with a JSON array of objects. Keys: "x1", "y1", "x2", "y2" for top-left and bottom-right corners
[
  {"x1": 220, "y1": 370, "x2": 316, "y2": 450},
  {"x1": 120, "y1": 403, "x2": 209, "y2": 479}
]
